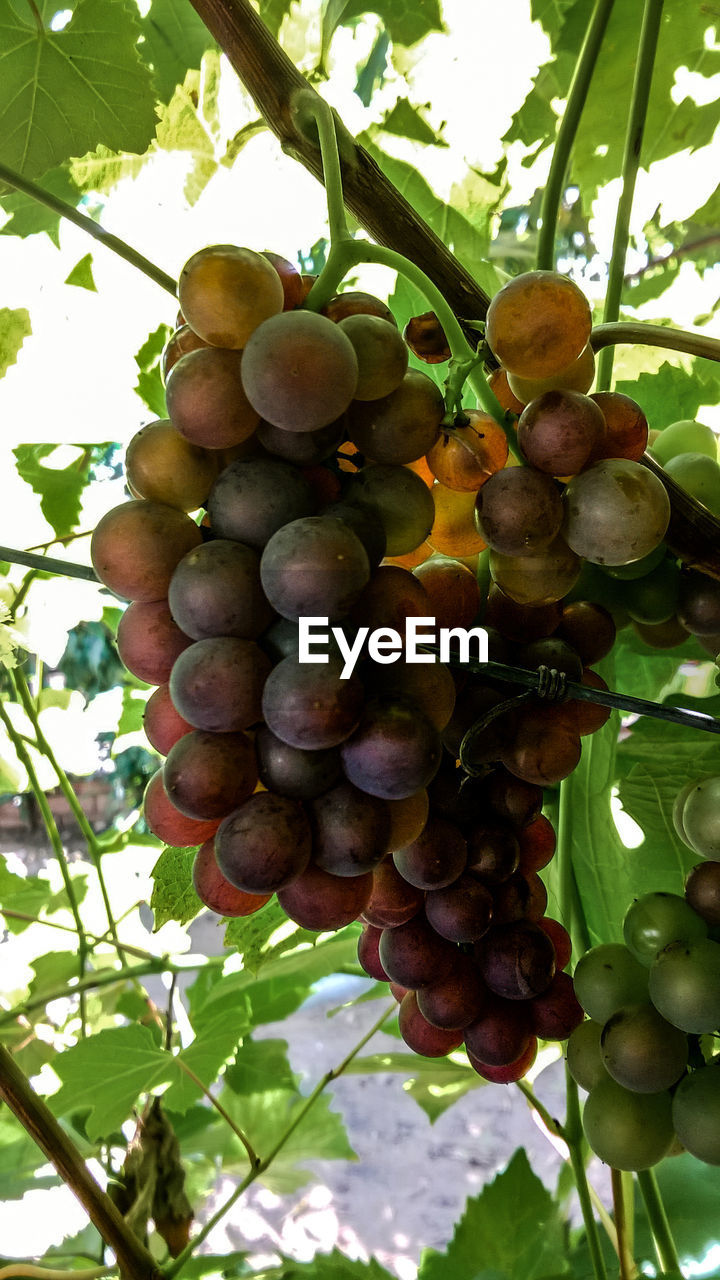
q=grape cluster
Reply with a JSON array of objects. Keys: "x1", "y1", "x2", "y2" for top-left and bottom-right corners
[
  {"x1": 570, "y1": 886, "x2": 720, "y2": 1169},
  {"x1": 89, "y1": 247, "x2": 705, "y2": 1085}
]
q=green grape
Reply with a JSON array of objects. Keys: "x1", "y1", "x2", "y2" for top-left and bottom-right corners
[
  {"x1": 650, "y1": 419, "x2": 717, "y2": 465},
  {"x1": 623, "y1": 557, "x2": 680, "y2": 626},
  {"x1": 573, "y1": 943, "x2": 649, "y2": 1023},
  {"x1": 601, "y1": 542, "x2": 667, "y2": 581},
  {"x1": 649, "y1": 938, "x2": 720, "y2": 1033},
  {"x1": 623, "y1": 892, "x2": 707, "y2": 966},
  {"x1": 663, "y1": 453, "x2": 720, "y2": 515},
  {"x1": 566, "y1": 1020, "x2": 606, "y2": 1092},
  {"x1": 681, "y1": 776, "x2": 720, "y2": 860},
  {"x1": 562, "y1": 459, "x2": 670, "y2": 566},
  {"x1": 600, "y1": 1002, "x2": 688, "y2": 1093},
  {"x1": 672, "y1": 1063, "x2": 720, "y2": 1164},
  {"x1": 673, "y1": 778, "x2": 699, "y2": 847},
  {"x1": 582, "y1": 1077, "x2": 675, "y2": 1170}
]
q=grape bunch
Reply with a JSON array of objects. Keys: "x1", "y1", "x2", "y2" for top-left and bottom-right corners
[
  {"x1": 570, "y1": 885, "x2": 720, "y2": 1169},
  {"x1": 88, "y1": 247, "x2": 706, "y2": 1086}
]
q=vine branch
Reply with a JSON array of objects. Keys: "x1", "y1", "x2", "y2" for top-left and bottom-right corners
[{"x1": 0, "y1": 1047, "x2": 162, "y2": 1280}]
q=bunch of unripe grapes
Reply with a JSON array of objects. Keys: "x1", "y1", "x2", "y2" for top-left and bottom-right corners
[
  {"x1": 569, "y1": 882, "x2": 720, "y2": 1169},
  {"x1": 86, "y1": 246, "x2": 691, "y2": 1081}
]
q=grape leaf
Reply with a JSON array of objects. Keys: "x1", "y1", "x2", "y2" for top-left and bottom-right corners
[
  {"x1": 163, "y1": 985, "x2": 252, "y2": 1113},
  {"x1": 0, "y1": 0, "x2": 157, "y2": 180},
  {"x1": 616, "y1": 761, "x2": 705, "y2": 894},
  {"x1": 134, "y1": 323, "x2": 172, "y2": 420},
  {"x1": 0, "y1": 855, "x2": 54, "y2": 931},
  {"x1": 223, "y1": 896, "x2": 293, "y2": 974},
  {"x1": 324, "y1": 0, "x2": 444, "y2": 51},
  {"x1": 0, "y1": 307, "x2": 31, "y2": 378},
  {"x1": 0, "y1": 1110, "x2": 60, "y2": 1199},
  {"x1": 150, "y1": 845, "x2": 201, "y2": 930},
  {"x1": 418, "y1": 1148, "x2": 570, "y2": 1280},
  {"x1": 380, "y1": 98, "x2": 448, "y2": 147},
  {"x1": 64, "y1": 253, "x2": 97, "y2": 291},
  {"x1": 225, "y1": 1037, "x2": 297, "y2": 1096},
  {"x1": 344, "y1": 1049, "x2": 481, "y2": 1122},
  {"x1": 0, "y1": 164, "x2": 80, "y2": 243},
  {"x1": 271, "y1": 1253, "x2": 394, "y2": 1279},
  {"x1": 13, "y1": 443, "x2": 92, "y2": 539},
  {"x1": 615, "y1": 360, "x2": 717, "y2": 432},
  {"x1": 49, "y1": 1024, "x2": 174, "y2": 1141},
  {"x1": 139, "y1": 0, "x2": 217, "y2": 104}
]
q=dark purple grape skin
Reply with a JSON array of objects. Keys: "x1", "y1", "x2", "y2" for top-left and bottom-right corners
[
  {"x1": 416, "y1": 953, "x2": 488, "y2": 1029},
  {"x1": 163, "y1": 730, "x2": 257, "y2": 820},
  {"x1": 262, "y1": 654, "x2": 364, "y2": 749},
  {"x1": 215, "y1": 792, "x2": 312, "y2": 893},
  {"x1": 260, "y1": 516, "x2": 370, "y2": 621},
  {"x1": 474, "y1": 920, "x2": 556, "y2": 999},
  {"x1": 341, "y1": 699, "x2": 442, "y2": 800},
  {"x1": 309, "y1": 782, "x2": 390, "y2": 876},
  {"x1": 168, "y1": 636, "x2": 271, "y2": 732},
  {"x1": 255, "y1": 724, "x2": 342, "y2": 800},
  {"x1": 392, "y1": 816, "x2": 467, "y2": 889},
  {"x1": 424, "y1": 872, "x2": 494, "y2": 943},
  {"x1": 207, "y1": 455, "x2": 316, "y2": 549},
  {"x1": 378, "y1": 914, "x2": 457, "y2": 989},
  {"x1": 168, "y1": 539, "x2": 274, "y2": 640}
]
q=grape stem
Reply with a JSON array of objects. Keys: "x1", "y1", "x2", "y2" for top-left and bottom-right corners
[
  {"x1": 596, "y1": 0, "x2": 665, "y2": 391},
  {"x1": 612, "y1": 1167, "x2": 640, "y2": 1280},
  {"x1": 536, "y1": 0, "x2": 615, "y2": 272},
  {"x1": 591, "y1": 321, "x2": 720, "y2": 364},
  {"x1": 565, "y1": 1067, "x2": 610, "y2": 1280},
  {"x1": 294, "y1": 89, "x2": 522, "y2": 458},
  {"x1": 0, "y1": 161, "x2": 177, "y2": 298},
  {"x1": 163, "y1": 1000, "x2": 398, "y2": 1278},
  {"x1": 0, "y1": 545, "x2": 99, "y2": 582},
  {"x1": 636, "y1": 1168, "x2": 683, "y2": 1278}
]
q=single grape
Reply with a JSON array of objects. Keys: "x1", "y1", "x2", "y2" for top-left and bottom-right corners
[
  {"x1": 345, "y1": 465, "x2": 436, "y2": 556},
  {"x1": 562, "y1": 459, "x2": 671, "y2": 566},
  {"x1": 215, "y1": 791, "x2": 312, "y2": 893},
  {"x1": 241, "y1": 310, "x2": 359, "y2": 431},
  {"x1": 309, "y1": 781, "x2": 390, "y2": 876},
  {"x1": 166, "y1": 347, "x2": 260, "y2": 449},
  {"x1": 163, "y1": 730, "x2": 257, "y2": 820},
  {"x1": 260, "y1": 515, "x2": 370, "y2": 621},
  {"x1": 207, "y1": 454, "x2": 315, "y2": 550},
  {"x1": 278, "y1": 863, "x2": 373, "y2": 931},
  {"x1": 507, "y1": 343, "x2": 595, "y2": 402},
  {"x1": 378, "y1": 914, "x2": 457, "y2": 988},
  {"x1": 255, "y1": 725, "x2": 341, "y2": 800},
  {"x1": 517, "y1": 389, "x2": 606, "y2": 476},
  {"x1": 416, "y1": 954, "x2": 488, "y2": 1029},
  {"x1": 600, "y1": 1002, "x2": 688, "y2": 1092},
  {"x1": 582, "y1": 1077, "x2": 674, "y2": 1170},
  {"x1": 664, "y1": 452, "x2": 720, "y2": 514},
  {"x1": 672, "y1": 1063, "x2": 720, "y2": 1164},
  {"x1": 589, "y1": 391, "x2": 649, "y2": 463},
  {"x1": 177, "y1": 244, "x2": 284, "y2": 347},
  {"x1": 573, "y1": 943, "x2": 650, "y2": 1023},
  {"x1": 623, "y1": 891, "x2": 707, "y2": 965},
  {"x1": 192, "y1": 840, "x2": 272, "y2": 917},
  {"x1": 485, "y1": 270, "x2": 592, "y2": 379},
  {"x1": 91, "y1": 500, "x2": 203, "y2": 602},
  {"x1": 403, "y1": 312, "x2": 451, "y2": 364},
  {"x1": 398, "y1": 991, "x2": 464, "y2": 1057},
  {"x1": 681, "y1": 776, "x2": 720, "y2": 859},
  {"x1": 362, "y1": 858, "x2": 425, "y2": 928},
  {"x1": 474, "y1": 467, "x2": 564, "y2": 557},
  {"x1": 650, "y1": 418, "x2": 717, "y2": 465},
  {"x1": 566, "y1": 1019, "x2": 606, "y2": 1092},
  {"x1": 125, "y1": 419, "x2": 217, "y2": 511},
  {"x1": 685, "y1": 861, "x2": 720, "y2": 926},
  {"x1": 116, "y1": 599, "x2": 191, "y2": 685},
  {"x1": 338, "y1": 314, "x2": 409, "y2": 400},
  {"x1": 649, "y1": 937, "x2": 720, "y2": 1033},
  {"x1": 677, "y1": 570, "x2": 720, "y2": 637},
  {"x1": 342, "y1": 700, "x2": 442, "y2": 800}
]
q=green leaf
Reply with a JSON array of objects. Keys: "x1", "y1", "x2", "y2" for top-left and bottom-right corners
[
  {"x1": 139, "y1": 0, "x2": 217, "y2": 103},
  {"x1": 616, "y1": 360, "x2": 717, "y2": 431},
  {"x1": 49, "y1": 1024, "x2": 174, "y2": 1141},
  {"x1": 163, "y1": 984, "x2": 252, "y2": 1113},
  {"x1": 0, "y1": 164, "x2": 80, "y2": 242},
  {"x1": 418, "y1": 1148, "x2": 570, "y2": 1280},
  {"x1": 117, "y1": 685, "x2": 150, "y2": 738},
  {"x1": 0, "y1": 0, "x2": 157, "y2": 180},
  {"x1": 380, "y1": 98, "x2": 448, "y2": 146},
  {"x1": 616, "y1": 760, "x2": 705, "y2": 894},
  {"x1": 0, "y1": 307, "x2": 31, "y2": 378},
  {"x1": 135, "y1": 323, "x2": 172, "y2": 419},
  {"x1": 220, "y1": 1084, "x2": 357, "y2": 1192},
  {"x1": 13, "y1": 443, "x2": 91, "y2": 540},
  {"x1": 169, "y1": 1255, "x2": 251, "y2": 1280},
  {"x1": 223, "y1": 897, "x2": 294, "y2": 974},
  {"x1": 155, "y1": 74, "x2": 218, "y2": 208},
  {"x1": 324, "y1": 0, "x2": 444, "y2": 50},
  {"x1": 0, "y1": 856, "x2": 54, "y2": 931},
  {"x1": 0, "y1": 1110, "x2": 60, "y2": 1199},
  {"x1": 344, "y1": 1049, "x2": 481, "y2": 1122},
  {"x1": 150, "y1": 845, "x2": 201, "y2": 930},
  {"x1": 29, "y1": 951, "x2": 83, "y2": 1000},
  {"x1": 225, "y1": 1037, "x2": 296, "y2": 1096},
  {"x1": 259, "y1": 0, "x2": 297, "y2": 38},
  {"x1": 272, "y1": 1253, "x2": 394, "y2": 1279},
  {"x1": 64, "y1": 253, "x2": 97, "y2": 291}
]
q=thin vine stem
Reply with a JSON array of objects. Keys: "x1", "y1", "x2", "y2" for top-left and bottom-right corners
[
  {"x1": 611, "y1": 1168, "x2": 639, "y2": 1280},
  {"x1": 0, "y1": 959, "x2": 168, "y2": 1030},
  {"x1": 0, "y1": 161, "x2": 177, "y2": 299},
  {"x1": 536, "y1": 0, "x2": 615, "y2": 271},
  {"x1": 174, "y1": 1059, "x2": 260, "y2": 1167},
  {"x1": 565, "y1": 1066, "x2": 609, "y2": 1280},
  {"x1": 165, "y1": 1000, "x2": 397, "y2": 1279},
  {"x1": 294, "y1": 88, "x2": 523, "y2": 456},
  {"x1": 515, "y1": 1079, "x2": 566, "y2": 1141},
  {"x1": 0, "y1": 546, "x2": 99, "y2": 582},
  {"x1": 0, "y1": 694, "x2": 90, "y2": 1035},
  {"x1": 596, "y1": 0, "x2": 665, "y2": 391},
  {"x1": 591, "y1": 321, "x2": 720, "y2": 363},
  {"x1": 0, "y1": 1267, "x2": 114, "y2": 1280},
  {"x1": 636, "y1": 1169, "x2": 683, "y2": 1278},
  {"x1": 11, "y1": 666, "x2": 127, "y2": 965}
]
